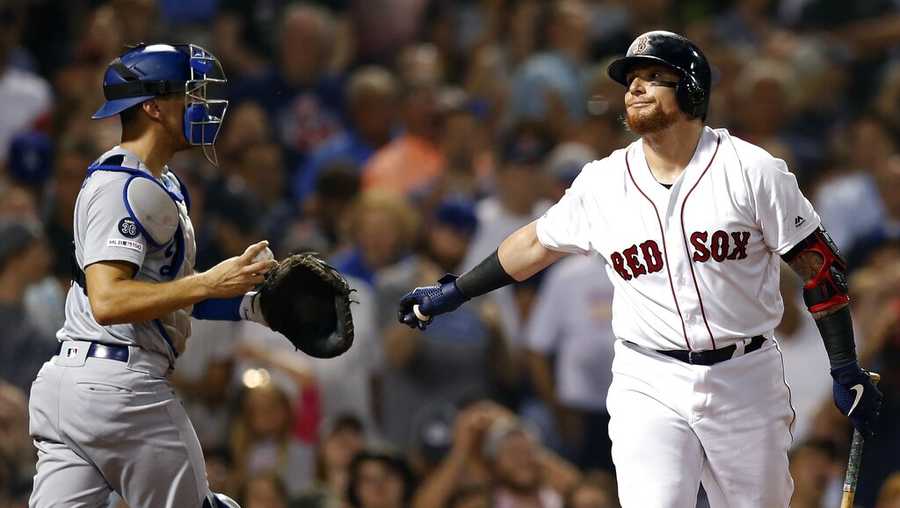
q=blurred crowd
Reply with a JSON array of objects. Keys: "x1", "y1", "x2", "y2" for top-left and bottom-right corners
[{"x1": 0, "y1": 0, "x2": 900, "y2": 507}]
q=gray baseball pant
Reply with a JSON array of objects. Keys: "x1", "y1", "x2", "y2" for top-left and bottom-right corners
[{"x1": 28, "y1": 341, "x2": 209, "y2": 508}]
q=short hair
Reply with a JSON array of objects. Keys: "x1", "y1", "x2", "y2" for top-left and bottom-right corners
[
  {"x1": 347, "y1": 190, "x2": 420, "y2": 250},
  {"x1": 315, "y1": 161, "x2": 362, "y2": 200},
  {"x1": 346, "y1": 449, "x2": 416, "y2": 508},
  {"x1": 119, "y1": 104, "x2": 141, "y2": 129},
  {"x1": 346, "y1": 66, "x2": 398, "y2": 106}
]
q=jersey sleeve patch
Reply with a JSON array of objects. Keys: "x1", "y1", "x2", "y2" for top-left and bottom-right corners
[
  {"x1": 107, "y1": 238, "x2": 144, "y2": 253},
  {"x1": 118, "y1": 217, "x2": 139, "y2": 238}
]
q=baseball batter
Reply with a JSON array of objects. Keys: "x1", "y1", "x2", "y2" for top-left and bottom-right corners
[
  {"x1": 28, "y1": 44, "x2": 278, "y2": 507},
  {"x1": 398, "y1": 31, "x2": 883, "y2": 507}
]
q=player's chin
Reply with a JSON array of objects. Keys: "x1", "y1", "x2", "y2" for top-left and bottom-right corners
[{"x1": 625, "y1": 108, "x2": 676, "y2": 135}]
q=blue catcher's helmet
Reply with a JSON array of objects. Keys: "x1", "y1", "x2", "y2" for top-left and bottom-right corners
[{"x1": 93, "y1": 43, "x2": 229, "y2": 165}]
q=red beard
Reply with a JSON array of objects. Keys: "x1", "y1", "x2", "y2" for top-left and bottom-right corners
[{"x1": 624, "y1": 102, "x2": 680, "y2": 135}]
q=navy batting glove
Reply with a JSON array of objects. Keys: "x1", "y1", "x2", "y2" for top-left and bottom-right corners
[
  {"x1": 398, "y1": 274, "x2": 469, "y2": 330},
  {"x1": 831, "y1": 362, "x2": 883, "y2": 438}
]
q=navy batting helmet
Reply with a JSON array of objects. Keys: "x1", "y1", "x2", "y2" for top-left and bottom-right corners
[
  {"x1": 607, "y1": 31, "x2": 711, "y2": 119},
  {"x1": 93, "y1": 43, "x2": 228, "y2": 164}
]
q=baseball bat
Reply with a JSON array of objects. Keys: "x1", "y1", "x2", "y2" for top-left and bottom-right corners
[{"x1": 840, "y1": 371, "x2": 880, "y2": 508}]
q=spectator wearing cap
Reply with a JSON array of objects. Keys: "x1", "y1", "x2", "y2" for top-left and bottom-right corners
[
  {"x1": 462, "y1": 122, "x2": 554, "y2": 342},
  {"x1": 293, "y1": 66, "x2": 399, "y2": 204},
  {"x1": 376, "y1": 199, "x2": 515, "y2": 450},
  {"x1": 347, "y1": 448, "x2": 416, "y2": 508},
  {"x1": 0, "y1": 220, "x2": 56, "y2": 393},
  {"x1": 6, "y1": 131, "x2": 53, "y2": 191},
  {"x1": 425, "y1": 198, "x2": 479, "y2": 275}
]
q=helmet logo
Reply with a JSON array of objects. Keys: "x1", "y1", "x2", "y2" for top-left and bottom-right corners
[{"x1": 634, "y1": 35, "x2": 650, "y2": 54}]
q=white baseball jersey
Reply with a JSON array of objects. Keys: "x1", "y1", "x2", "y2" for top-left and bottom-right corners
[{"x1": 536, "y1": 127, "x2": 820, "y2": 351}]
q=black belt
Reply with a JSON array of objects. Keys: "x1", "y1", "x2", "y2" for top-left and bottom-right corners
[
  {"x1": 655, "y1": 336, "x2": 766, "y2": 366},
  {"x1": 56, "y1": 341, "x2": 130, "y2": 363}
]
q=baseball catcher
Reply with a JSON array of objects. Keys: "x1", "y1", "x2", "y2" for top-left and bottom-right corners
[{"x1": 28, "y1": 43, "x2": 355, "y2": 508}]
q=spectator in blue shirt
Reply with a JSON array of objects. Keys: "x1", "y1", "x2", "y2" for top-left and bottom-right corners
[
  {"x1": 293, "y1": 66, "x2": 399, "y2": 204},
  {"x1": 229, "y1": 4, "x2": 346, "y2": 170}
]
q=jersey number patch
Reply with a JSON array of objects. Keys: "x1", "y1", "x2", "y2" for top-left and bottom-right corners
[{"x1": 118, "y1": 218, "x2": 139, "y2": 238}]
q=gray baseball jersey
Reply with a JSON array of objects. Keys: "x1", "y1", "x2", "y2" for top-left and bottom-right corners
[{"x1": 59, "y1": 146, "x2": 197, "y2": 363}]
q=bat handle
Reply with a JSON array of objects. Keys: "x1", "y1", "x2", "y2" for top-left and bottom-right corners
[
  {"x1": 412, "y1": 304, "x2": 430, "y2": 322},
  {"x1": 842, "y1": 430, "x2": 865, "y2": 499},
  {"x1": 840, "y1": 372, "x2": 880, "y2": 508}
]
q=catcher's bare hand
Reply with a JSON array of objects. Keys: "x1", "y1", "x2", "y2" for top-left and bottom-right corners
[{"x1": 201, "y1": 241, "x2": 277, "y2": 298}]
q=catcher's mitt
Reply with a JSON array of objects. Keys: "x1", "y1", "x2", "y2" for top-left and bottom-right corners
[{"x1": 258, "y1": 253, "x2": 355, "y2": 358}]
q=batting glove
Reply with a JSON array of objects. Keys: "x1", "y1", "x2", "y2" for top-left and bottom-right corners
[
  {"x1": 831, "y1": 362, "x2": 883, "y2": 438},
  {"x1": 398, "y1": 274, "x2": 469, "y2": 330}
]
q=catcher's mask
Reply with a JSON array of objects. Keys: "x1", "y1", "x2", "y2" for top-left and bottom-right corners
[{"x1": 92, "y1": 43, "x2": 229, "y2": 166}]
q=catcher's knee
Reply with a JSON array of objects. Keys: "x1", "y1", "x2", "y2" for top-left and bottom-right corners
[{"x1": 204, "y1": 492, "x2": 241, "y2": 508}]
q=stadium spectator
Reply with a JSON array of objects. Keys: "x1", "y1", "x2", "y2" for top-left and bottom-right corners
[
  {"x1": 0, "y1": 2, "x2": 52, "y2": 164},
  {"x1": 347, "y1": 449, "x2": 416, "y2": 508},
  {"x1": 331, "y1": 190, "x2": 419, "y2": 288},
  {"x1": 293, "y1": 65, "x2": 399, "y2": 203},
  {"x1": 376, "y1": 199, "x2": 514, "y2": 450},
  {"x1": 361, "y1": 80, "x2": 446, "y2": 197},
  {"x1": 0, "y1": 221, "x2": 56, "y2": 393},
  {"x1": 295, "y1": 414, "x2": 367, "y2": 508},
  {"x1": 877, "y1": 472, "x2": 900, "y2": 508},
  {"x1": 230, "y1": 4, "x2": 345, "y2": 169},
  {"x1": 229, "y1": 382, "x2": 315, "y2": 499},
  {"x1": 525, "y1": 255, "x2": 616, "y2": 470}
]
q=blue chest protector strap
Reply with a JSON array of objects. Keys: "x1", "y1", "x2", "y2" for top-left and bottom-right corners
[{"x1": 73, "y1": 159, "x2": 191, "y2": 357}]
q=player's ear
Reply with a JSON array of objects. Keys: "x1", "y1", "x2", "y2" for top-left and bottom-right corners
[{"x1": 141, "y1": 99, "x2": 164, "y2": 122}]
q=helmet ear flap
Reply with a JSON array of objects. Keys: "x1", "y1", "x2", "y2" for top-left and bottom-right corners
[{"x1": 675, "y1": 76, "x2": 706, "y2": 118}]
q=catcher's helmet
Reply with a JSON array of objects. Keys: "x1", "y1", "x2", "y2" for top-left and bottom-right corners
[
  {"x1": 607, "y1": 31, "x2": 711, "y2": 119},
  {"x1": 93, "y1": 43, "x2": 228, "y2": 164}
]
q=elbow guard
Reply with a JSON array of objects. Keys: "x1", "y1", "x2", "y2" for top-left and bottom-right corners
[{"x1": 782, "y1": 227, "x2": 850, "y2": 313}]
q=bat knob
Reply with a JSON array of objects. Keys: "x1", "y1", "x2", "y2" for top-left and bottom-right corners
[{"x1": 413, "y1": 304, "x2": 430, "y2": 322}]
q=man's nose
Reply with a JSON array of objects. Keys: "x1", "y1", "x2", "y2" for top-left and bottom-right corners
[{"x1": 628, "y1": 78, "x2": 646, "y2": 96}]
